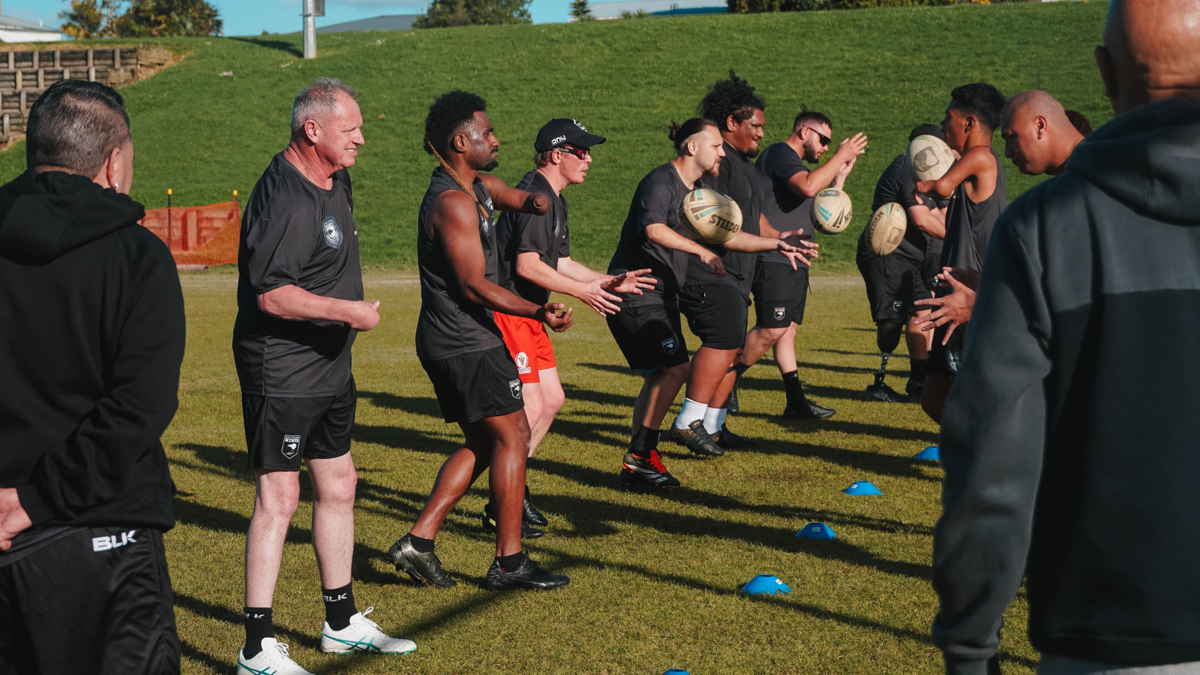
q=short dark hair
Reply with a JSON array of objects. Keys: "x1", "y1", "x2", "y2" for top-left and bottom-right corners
[
  {"x1": 425, "y1": 90, "x2": 487, "y2": 157},
  {"x1": 667, "y1": 118, "x2": 718, "y2": 153},
  {"x1": 700, "y1": 70, "x2": 764, "y2": 129},
  {"x1": 26, "y1": 79, "x2": 130, "y2": 177},
  {"x1": 793, "y1": 109, "x2": 832, "y2": 134},
  {"x1": 949, "y1": 82, "x2": 1006, "y2": 132}
]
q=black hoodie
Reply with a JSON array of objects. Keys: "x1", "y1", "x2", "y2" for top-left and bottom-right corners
[
  {"x1": 0, "y1": 170, "x2": 184, "y2": 534},
  {"x1": 932, "y1": 99, "x2": 1200, "y2": 672}
]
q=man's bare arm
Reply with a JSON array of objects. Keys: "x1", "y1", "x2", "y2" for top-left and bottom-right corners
[
  {"x1": 478, "y1": 173, "x2": 549, "y2": 215},
  {"x1": 787, "y1": 133, "x2": 868, "y2": 198},
  {"x1": 258, "y1": 285, "x2": 381, "y2": 331},
  {"x1": 916, "y1": 146, "x2": 997, "y2": 201},
  {"x1": 645, "y1": 223, "x2": 724, "y2": 277},
  {"x1": 908, "y1": 203, "x2": 947, "y2": 240}
]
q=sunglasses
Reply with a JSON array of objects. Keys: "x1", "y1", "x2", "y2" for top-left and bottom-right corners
[
  {"x1": 557, "y1": 145, "x2": 590, "y2": 159},
  {"x1": 804, "y1": 126, "x2": 831, "y2": 147}
]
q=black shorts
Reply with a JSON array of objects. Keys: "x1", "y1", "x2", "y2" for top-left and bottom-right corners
[
  {"x1": 606, "y1": 303, "x2": 690, "y2": 373},
  {"x1": 679, "y1": 283, "x2": 749, "y2": 350},
  {"x1": 857, "y1": 253, "x2": 935, "y2": 324},
  {"x1": 927, "y1": 323, "x2": 965, "y2": 381},
  {"x1": 0, "y1": 527, "x2": 179, "y2": 675},
  {"x1": 242, "y1": 376, "x2": 356, "y2": 471},
  {"x1": 752, "y1": 262, "x2": 809, "y2": 329},
  {"x1": 421, "y1": 345, "x2": 525, "y2": 424}
]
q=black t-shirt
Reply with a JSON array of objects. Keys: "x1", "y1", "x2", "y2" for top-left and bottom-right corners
[
  {"x1": 757, "y1": 141, "x2": 813, "y2": 265},
  {"x1": 497, "y1": 170, "x2": 569, "y2": 306},
  {"x1": 940, "y1": 148, "x2": 1007, "y2": 274},
  {"x1": 415, "y1": 167, "x2": 505, "y2": 361},
  {"x1": 857, "y1": 153, "x2": 945, "y2": 264},
  {"x1": 692, "y1": 141, "x2": 762, "y2": 299},
  {"x1": 607, "y1": 162, "x2": 693, "y2": 308},
  {"x1": 233, "y1": 153, "x2": 364, "y2": 398}
]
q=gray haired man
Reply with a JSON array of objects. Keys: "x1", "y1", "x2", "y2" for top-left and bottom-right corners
[{"x1": 233, "y1": 78, "x2": 413, "y2": 675}]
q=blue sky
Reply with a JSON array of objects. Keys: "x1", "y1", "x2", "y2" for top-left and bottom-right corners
[{"x1": 5, "y1": 0, "x2": 573, "y2": 36}]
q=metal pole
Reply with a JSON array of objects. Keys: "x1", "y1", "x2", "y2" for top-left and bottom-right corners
[{"x1": 302, "y1": 0, "x2": 317, "y2": 60}]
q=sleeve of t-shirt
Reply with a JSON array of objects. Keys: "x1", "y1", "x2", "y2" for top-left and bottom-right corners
[
  {"x1": 898, "y1": 170, "x2": 922, "y2": 210},
  {"x1": 637, "y1": 174, "x2": 677, "y2": 236},
  {"x1": 770, "y1": 148, "x2": 809, "y2": 184},
  {"x1": 512, "y1": 209, "x2": 552, "y2": 257},
  {"x1": 243, "y1": 183, "x2": 317, "y2": 295}
]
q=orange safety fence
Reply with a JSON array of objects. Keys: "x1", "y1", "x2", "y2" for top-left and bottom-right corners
[{"x1": 139, "y1": 200, "x2": 241, "y2": 269}]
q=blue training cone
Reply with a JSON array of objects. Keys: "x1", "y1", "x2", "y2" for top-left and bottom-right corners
[
  {"x1": 740, "y1": 574, "x2": 792, "y2": 595},
  {"x1": 795, "y1": 522, "x2": 837, "y2": 539},
  {"x1": 915, "y1": 446, "x2": 940, "y2": 461},
  {"x1": 844, "y1": 481, "x2": 882, "y2": 496},
  {"x1": 664, "y1": 670, "x2": 691, "y2": 675}
]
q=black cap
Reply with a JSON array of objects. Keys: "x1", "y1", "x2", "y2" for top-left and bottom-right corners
[
  {"x1": 534, "y1": 119, "x2": 607, "y2": 153},
  {"x1": 910, "y1": 123, "x2": 946, "y2": 142}
]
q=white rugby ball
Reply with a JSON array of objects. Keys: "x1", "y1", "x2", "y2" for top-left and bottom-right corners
[
  {"x1": 867, "y1": 202, "x2": 908, "y2": 256},
  {"x1": 906, "y1": 134, "x2": 956, "y2": 183},
  {"x1": 680, "y1": 188, "x2": 743, "y2": 245},
  {"x1": 811, "y1": 188, "x2": 853, "y2": 234}
]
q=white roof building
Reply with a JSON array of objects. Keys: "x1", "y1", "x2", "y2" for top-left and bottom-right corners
[
  {"x1": 0, "y1": 15, "x2": 63, "y2": 43},
  {"x1": 581, "y1": 0, "x2": 727, "y2": 20}
]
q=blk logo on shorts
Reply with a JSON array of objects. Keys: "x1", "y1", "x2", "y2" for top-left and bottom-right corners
[
  {"x1": 322, "y1": 216, "x2": 343, "y2": 249},
  {"x1": 773, "y1": 307, "x2": 786, "y2": 321},
  {"x1": 661, "y1": 338, "x2": 677, "y2": 354},
  {"x1": 515, "y1": 351, "x2": 530, "y2": 374},
  {"x1": 509, "y1": 379, "x2": 522, "y2": 399},
  {"x1": 281, "y1": 434, "x2": 301, "y2": 459},
  {"x1": 92, "y1": 530, "x2": 137, "y2": 552}
]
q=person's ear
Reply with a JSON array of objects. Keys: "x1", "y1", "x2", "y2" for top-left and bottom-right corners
[
  {"x1": 304, "y1": 118, "x2": 321, "y2": 145},
  {"x1": 725, "y1": 115, "x2": 737, "y2": 133},
  {"x1": 1095, "y1": 45, "x2": 1119, "y2": 108},
  {"x1": 452, "y1": 131, "x2": 468, "y2": 154},
  {"x1": 687, "y1": 139, "x2": 698, "y2": 157},
  {"x1": 1036, "y1": 115, "x2": 1048, "y2": 140}
]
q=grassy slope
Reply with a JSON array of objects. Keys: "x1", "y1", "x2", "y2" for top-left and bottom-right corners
[{"x1": 0, "y1": 3, "x2": 1107, "y2": 272}]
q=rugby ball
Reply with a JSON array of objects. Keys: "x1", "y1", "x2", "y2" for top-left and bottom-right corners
[
  {"x1": 906, "y1": 134, "x2": 956, "y2": 183},
  {"x1": 680, "y1": 189, "x2": 743, "y2": 245},
  {"x1": 811, "y1": 188, "x2": 853, "y2": 234},
  {"x1": 867, "y1": 202, "x2": 908, "y2": 256}
]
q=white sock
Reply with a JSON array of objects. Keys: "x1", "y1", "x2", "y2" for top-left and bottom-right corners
[
  {"x1": 703, "y1": 407, "x2": 725, "y2": 434},
  {"x1": 674, "y1": 398, "x2": 708, "y2": 429},
  {"x1": 717, "y1": 407, "x2": 728, "y2": 428}
]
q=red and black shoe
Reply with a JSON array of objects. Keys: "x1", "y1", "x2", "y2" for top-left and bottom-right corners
[{"x1": 619, "y1": 449, "x2": 682, "y2": 489}]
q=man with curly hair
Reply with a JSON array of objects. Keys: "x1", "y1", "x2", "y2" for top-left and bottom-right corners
[{"x1": 387, "y1": 91, "x2": 573, "y2": 591}]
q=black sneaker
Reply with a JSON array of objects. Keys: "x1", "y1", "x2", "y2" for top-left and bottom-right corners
[
  {"x1": 905, "y1": 378, "x2": 924, "y2": 398},
  {"x1": 387, "y1": 534, "x2": 457, "y2": 588},
  {"x1": 522, "y1": 485, "x2": 548, "y2": 527},
  {"x1": 482, "y1": 503, "x2": 544, "y2": 539},
  {"x1": 668, "y1": 420, "x2": 724, "y2": 457},
  {"x1": 711, "y1": 424, "x2": 757, "y2": 449},
  {"x1": 484, "y1": 555, "x2": 569, "y2": 591},
  {"x1": 864, "y1": 383, "x2": 910, "y2": 403},
  {"x1": 783, "y1": 397, "x2": 837, "y2": 419},
  {"x1": 619, "y1": 449, "x2": 682, "y2": 489}
]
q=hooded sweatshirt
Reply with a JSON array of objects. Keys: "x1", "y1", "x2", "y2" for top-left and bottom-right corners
[
  {"x1": 0, "y1": 170, "x2": 185, "y2": 539},
  {"x1": 931, "y1": 99, "x2": 1200, "y2": 673}
]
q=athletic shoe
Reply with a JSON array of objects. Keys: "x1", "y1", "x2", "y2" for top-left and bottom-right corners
[
  {"x1": 863, "y1": 383, "x2": 910, "y2": 403},
  {"x1": 237, "y1": 638, "x2": 313, "y2": 675},
  {"x1": 782, "y1": 397, "x2": 837, "y2": 419},
  {"x1": 522, "y1": 485, "x2": 548, "y2": 527},
  {"x1": 711, "y1": 424, "x2": 757, "y2": 449},
  {"x1": 321, "y1": 607, "x2": 416, "y2": 655},
  {"x1": 386, "y1": 534, "x2": 457, "y2": 588},
  {"x1": 484, "y1": 555, "x2": 570, "y2": 591},
  {"x1": 905, "y1": 377, "x2": 924, "y2": 398},
  {"x1": 619, "y1": 449, "x2": 682, "y2": 489},
  {"x1": 482, "y1": 503, "x2": 544, "y2": 539},
  {"x1": 669, "y1": 419, "x2": 725, "y2": 457}
]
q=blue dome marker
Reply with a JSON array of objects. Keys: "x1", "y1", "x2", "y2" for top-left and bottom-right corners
[
  {"x1": 664, "y1": 670, "x2": 691, "y2": 675},
  {"x1": 740, "y1": 574, "x2": 792, "y2": 595},
  {"x1": 795, "y1": 522, "x2": 837, "y2": 539},
  {"x1": 915, "y1": 446, "x2": 940, "y2": 461},
  {"x1": 844, "y1": 481, "x2": 882, "y2": 496}
]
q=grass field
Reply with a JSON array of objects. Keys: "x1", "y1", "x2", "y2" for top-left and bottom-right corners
[
  {"x1": 169, "y1": 270, "x2": 1038, "y2": 674},
  {"x1": 0, "y1": 2, "x2": 1109, "y2": 272}
]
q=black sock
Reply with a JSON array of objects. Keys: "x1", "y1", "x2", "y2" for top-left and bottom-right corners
[
  {"x1": 243, "y1": 607, "x2": 273, "y2": 659},
  {"x1": 496, "y1": 551, "x2": 527, "y2": 571},
  {"x1": 733, "y1": 362, "x2": 752, "y2": 377},
  {"x1": 322, "y1": 583, "x2": 357, "y2": 632},
  {"x1": 781, "y1": 370, "x2": 801, "y2": 404},
  {"x1": 407, "y1": 533, "x2": 435, "y2": 554},
  {"x1": 630, "y1": 425, "x2": 659, "y2": 459},
  {"x1": 910, "y1": 358, "x2": 927, "y2": 381}
]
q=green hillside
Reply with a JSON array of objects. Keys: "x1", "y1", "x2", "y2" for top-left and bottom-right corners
[{"x1": 0, "y1": 2, "x2": 1110, "y2": 271}]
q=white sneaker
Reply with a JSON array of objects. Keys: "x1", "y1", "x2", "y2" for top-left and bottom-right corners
[
  {"x1": 320, "y1": 607, "x2": 417, "y2": 654},
  {"x1": 237, "y1": 638, "x2": 314, "y2": 675}
]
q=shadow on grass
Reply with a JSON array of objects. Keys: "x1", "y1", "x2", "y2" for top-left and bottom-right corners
[
  {"x1": 179, "y1": 638, "x2": 226, "y2": 673},
  {"x1": 228, "y1": 36, "x2": 302, "y2": 57},
  {"x1": 357, "y1": 390, "x2": 444, "y2": 419}
]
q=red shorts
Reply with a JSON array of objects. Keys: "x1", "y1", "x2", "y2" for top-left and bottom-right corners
[{"x1": 494, "y1": 312, "x2": 556, "y2": 384}]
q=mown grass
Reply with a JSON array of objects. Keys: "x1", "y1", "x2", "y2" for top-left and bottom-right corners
[
  {"x1": 0, "y1": 2, "x2": 1108, "y2": 272},
  {"x1": 169, "y1": 271, "x2": 1037, "y2": 674}
]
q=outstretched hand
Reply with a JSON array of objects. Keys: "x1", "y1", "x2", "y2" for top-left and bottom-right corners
[
  {"x1": 538, "y1": 302, "x2": 574, "y2": 333},
  {"x1": 914, "y1": 268, "x2": 977, "y2": 343},
  {"x1": 577, "y1": 279, "x2": 624, "y2": 316},
  {"x1": 779, "y1": 233, "x2": 818, "y2": 269},
  {"x1": 0, "y1": 488, "x2": 32, "y2": 552},
  {"x1": 603, "y1": 269, "x2": 657, "y2": 296}
]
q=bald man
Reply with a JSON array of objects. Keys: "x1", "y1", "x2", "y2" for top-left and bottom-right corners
[{"x1": 931, "y1": 1, "x2": 1200, "y2": 673}]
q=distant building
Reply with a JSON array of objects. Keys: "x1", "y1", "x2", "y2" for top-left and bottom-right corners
[
  {"x1": 580, "y1": 0, "x2": 727, "y2": 20},
  {"x1": 0, "y1": 15, "x2": 63, "y2": 42},
  {"x1": 315, "y1": 14, "x2": 419, "y2": 33}
]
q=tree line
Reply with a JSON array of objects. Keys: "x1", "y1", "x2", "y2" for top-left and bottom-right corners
[{"x1": 59, "y1": 0, "x2": 222, "y2": 39}]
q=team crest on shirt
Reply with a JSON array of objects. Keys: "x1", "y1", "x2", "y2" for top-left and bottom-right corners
[
  {"x1": 281, "y1": 434, "x2": 301, "y2": 459},
  {"x1": 661, "y1": 338, "x2": 677, "y2": 354},
  {"x1": 322, "y1": 217, "x2": 342, "y2": 249},
  {"x1": 773, "y1": 307, "x2": 786, "y2": 321},
  {"x1": 509, "y1": 379, "x2": 522, "y2": 399},
  {"x1": 515, "y1": 351, "x2": 531, "y2": 375}
]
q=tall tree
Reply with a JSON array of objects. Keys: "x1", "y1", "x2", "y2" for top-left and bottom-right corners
[
  {"x1": 415, "y1": 0, "x2": 532, "y2": 28},
  {"x1": 119, "y1": 0, "x2": 223, "y2": 36},
  {"x1": 59, "y1": 0, "x2": 120, "y2": 38},
  {"x1": 570, "y1": 0, "x2": 593, "y2": 21}
]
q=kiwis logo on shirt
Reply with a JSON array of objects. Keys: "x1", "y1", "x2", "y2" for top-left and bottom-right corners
[{"x1": 322, "y1": 217, "x2": 342, "y2": 249}]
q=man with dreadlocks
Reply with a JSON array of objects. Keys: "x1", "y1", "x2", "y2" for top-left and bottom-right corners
[
  {"x1": 387, "y1": 91, "x2": 573, "y2": 591},
  {"x1": 669, "y1": 71, "x2": 813, "y2": 455}
]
